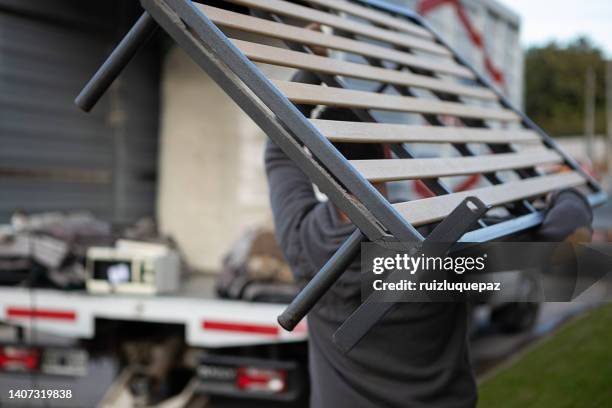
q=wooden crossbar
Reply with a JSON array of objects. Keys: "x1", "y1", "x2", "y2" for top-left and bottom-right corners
[
  {"x1": 274, "y1": 80, "x2": 520, "y2": 121},
  {"x1": 310, "y1": 119, "x2": 540, "y2": 144},
  {"x1": 350, "y1": 151, "x2": 562, "y2": 182},
  {"x1": 394, "y1": 172, "x2": 585, "y2": 226}
]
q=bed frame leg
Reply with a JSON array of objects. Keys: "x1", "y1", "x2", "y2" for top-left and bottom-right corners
[
  {"x1": 278, "y1": 229, "x2": 366, "y2": 331},
  {"x1": 75, "y1": 12, "x2": 158, "y2": 112}
]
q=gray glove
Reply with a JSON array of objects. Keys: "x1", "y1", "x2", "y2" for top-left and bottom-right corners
[{"x1": 536, "y1": 189, "x2": 593, "y2": 242}]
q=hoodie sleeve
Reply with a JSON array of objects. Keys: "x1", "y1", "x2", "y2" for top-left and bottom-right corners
[
  {"x1": 264, "y1": 70, "x2": 357, "y2": 283},
  {"x1": 264, "y1": 136, "x2": 319, "y2": 276}
]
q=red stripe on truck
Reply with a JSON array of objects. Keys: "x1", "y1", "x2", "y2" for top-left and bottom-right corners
[
  {"x1": 202, "y1": 320, "x2": 279, "y2": 336},
  {"x1": 418, "y1": 0, "x2": 505, "y2": 85},
  {"x1": 6, "y1": 307, "x2": 76, "y2": 321}
]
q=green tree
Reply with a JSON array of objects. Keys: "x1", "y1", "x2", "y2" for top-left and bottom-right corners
[{"x1": 524, "y1": 37, "x2": 607, "y2": 137}]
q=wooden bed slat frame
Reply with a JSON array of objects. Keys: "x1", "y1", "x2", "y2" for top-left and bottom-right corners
[
  {"x1": 198, "y1": 5, "x2": 474, "y2": 78},
  {"x1": 77, "y1": 0, "x2": 607, "y2": 346}
]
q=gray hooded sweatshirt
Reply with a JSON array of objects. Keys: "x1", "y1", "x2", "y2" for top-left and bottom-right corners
[{"x1": 264, "y1": 136, "x2": 476, "y2": 407}]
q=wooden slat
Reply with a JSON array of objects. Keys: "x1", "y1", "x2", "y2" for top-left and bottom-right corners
[
  {"x1": 198, "y1": 5, "x2": 474, "y2": 79},
  {"x1": 393, "y1": 172, "x2": 585, "y2": 226},
  {"x1": 224, "y1": 0, "x2": 450, "y2": 56},
  {"x1": 310, "y1": 119, "x2": 540, "y2": 144},
  {"x1": 234, "y1": 40, "x2": 496, "y2": 101},
  {"x1": 304, "y1": 0, "x2": 433, "y2": 40},
  {"x1": 274, "y1": 81, "x2": 520, "y2": 122},
  {"x1": 350, "y1": 151, "x2": 562, "y2": 182}
]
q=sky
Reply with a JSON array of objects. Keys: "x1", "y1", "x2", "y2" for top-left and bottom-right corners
[{"x1": 501, "y1": 0, "x2": 612, "y2": 56}]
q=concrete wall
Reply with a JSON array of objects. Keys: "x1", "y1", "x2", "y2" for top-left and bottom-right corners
[{"x1": 157, "y1": 46, "x2": 276, "y2": 272}]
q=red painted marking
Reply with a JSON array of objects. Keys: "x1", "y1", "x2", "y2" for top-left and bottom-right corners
[
  {"x1": 202, "y1": 320, "x2": 279, "y2": 336},
  {"x1": 454, "y1": 174, "x2": 480, "y2": 192},
  {"x1": 414, "y1": 180, "x2": 436, "y2": 198},
  {"x1": 6, "y1": 307, "x2": 76, "y2": 321},
  {"x1": 418, "y1": 0, "x2": 505, "y2": 86}
]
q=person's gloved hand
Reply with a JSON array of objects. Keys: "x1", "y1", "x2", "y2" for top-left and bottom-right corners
[{"x1": 536, "y1": 188, "x2": 593, "y2": 243}]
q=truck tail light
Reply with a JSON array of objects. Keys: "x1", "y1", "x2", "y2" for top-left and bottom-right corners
[
  {"x1": 0, "y1": 346, "x2": 39, "y2": 372},
  {"x1": 196, "y1": 355, "x2": 303, "y2": 401},
  {"x1": 236, "y1": 367, "x2": 287, "y2": 394}
]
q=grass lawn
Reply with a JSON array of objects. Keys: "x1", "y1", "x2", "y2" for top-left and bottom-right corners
[{"x1": 478, "y1": 304, "x2": 612, "y2": 408}]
